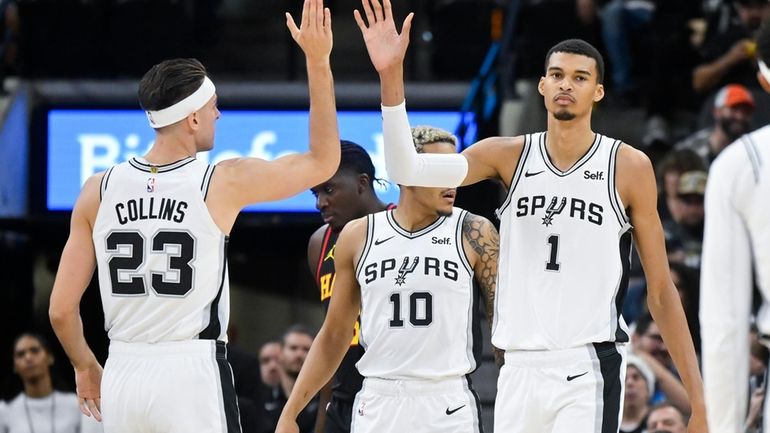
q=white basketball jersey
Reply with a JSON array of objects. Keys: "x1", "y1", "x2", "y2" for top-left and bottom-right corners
[
  {"x1": 492, "y1": 132, "x2": 633, "y2": 351},
  {"x1": 93, "y1": 157, "x2": 229, "y2": 343},
  {"x1": 355, "y1": 208, "x2": 481, "y2": 380}
]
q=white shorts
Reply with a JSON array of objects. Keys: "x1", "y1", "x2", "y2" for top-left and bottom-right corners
[
  {"x1": 351, "y1": 376, "x2": 483, "y2": 433},
  {"x1": 101, "y1": 340, "x2": 241, "y2": 433},
  {"x1": 495, "y1": 342, "x2": 627, "y2": 433}
]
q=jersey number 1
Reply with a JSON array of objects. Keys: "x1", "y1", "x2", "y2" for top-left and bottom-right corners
[
  {"x1": 106, "y1": 230, "x2": 195, "y2": 297},
  {"x1": 546, "y1": 234, "x2": 560, "y2": 271}
]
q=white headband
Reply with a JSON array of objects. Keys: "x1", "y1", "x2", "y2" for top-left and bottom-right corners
[
  {"x1": 145, "y1": 76, "x2": 216, "y2": 129},
  {"x1": 759, "y1": 60, "x2": 770, "y2": 85}
]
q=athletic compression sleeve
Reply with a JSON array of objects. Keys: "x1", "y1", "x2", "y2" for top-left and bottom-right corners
[
  {"x1": 381, "y1": 101, "x2": 468, "y2": 187},
  {"x1": 700, "y1": 148, "x2": 752, "y2": 433}
]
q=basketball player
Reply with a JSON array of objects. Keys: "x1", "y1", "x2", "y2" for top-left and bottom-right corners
[
  {"x1": 701, "y1": 19, "x2": 770, "y2": 433},
  {"x1": 354, "y1": 1, "x2": 707, "y2": 431},
  {"x1": 307, "y1": 141, "x2": 394, "y2": 433},
  {"x1": 47, "y1": 1, "x2": 339, "y2": 431},
  {"x1": 276, "y1": 126, "x2": 499, "y2": 433}
]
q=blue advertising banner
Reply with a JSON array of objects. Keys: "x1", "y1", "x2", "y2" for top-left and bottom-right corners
[{"x1": 47, "y1": 109, "x2": 472, "y2": 212}]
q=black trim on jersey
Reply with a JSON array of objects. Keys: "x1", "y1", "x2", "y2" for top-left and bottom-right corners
[
  {"x1": 539, "y1": 132, "x2": 602, "y2": 177},
  {"x1": 592, "y1": 342, "x2": 623, "y2": 433},
  {"x1": 455, "y1": 210, "x2": 473, "y2": 275},
  {"x1": 354, "y1": 215, "x2": 374, "y2": 281},
  {"x1": 200, "y1": 236, "x2": 229, "y2": 340},
  {"x1": 464, "y1": 375, "x2": 485, "y2": 433},
  {"x1": 470, "y1": 281, "x2": 483, "y2": 370},
  {"x1": 385, "y1": 210, "x2": 446, "y2": 239},
  {"x1": 613, "y1": 230, "x2": 633, "y2": 342},
  {"x1": 128, "y1": 157, "x2": 196, "y2": 173},
  {"x1": 215, "y1": 341, "x2": 243, "y2": 433},
  {"x1": 607, "y1": 140, "x2": 629, "y2": 228},
  {"x1": 201, "y1": 165, "x2": 216, "y2": 200},
  {"x1": 743, "y1": 136, "x2": 762, "y2": 183},
  {"x1": 99, "y1": 166, "x2": 115, "y2": 202},
  {"x1": 495, "y1": 134, "x2": 532, "y2": 219}
]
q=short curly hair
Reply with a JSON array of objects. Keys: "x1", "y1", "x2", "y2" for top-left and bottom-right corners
[{"x1": 411, "y1": 125, "x2": 458, "y2": 154}]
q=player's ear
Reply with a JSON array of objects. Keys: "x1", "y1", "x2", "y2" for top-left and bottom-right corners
[
  {"x1": 358, "y1": 174, "x2": 370, "y2": 193},
  {"x1": 758, "y1": 71, "x2": 770, "y2": 93},
  {"x1": 593, "y1": 83, "x2": 605, "y2": 103},
  {"x1": 187, "y1": 112, "x2": 200, "y2": 131},
  {"x1": 538, "y1": 77, "x2": 546, "y2": 96}
]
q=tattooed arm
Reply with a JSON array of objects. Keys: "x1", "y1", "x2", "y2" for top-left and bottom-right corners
[{"x1": 461, "y1": 212, "x2": 503, "y2": 367}]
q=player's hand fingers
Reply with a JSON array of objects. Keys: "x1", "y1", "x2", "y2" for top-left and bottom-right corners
[
  {"x1": 86, "y1": 398, "x2": 103, "y2": 422},
  {"x1": 323, "y1": 7, "x2": 332, "y2": 34},
  {"x1": 401, "y1": 12, "x2": 414, "y2": 38},
  {"x1": 79, "y1": 398, "x2": 91, "y2": 417},
  {"x1": 383, "y1": 0, "x2": 393, "y2": 21},
  {"x1": 370, "y1": 0, "x2": 383, "y2": 23},
  {"x1": 361, "y1": 0, "x2": 375, "y2": 26},
  {"x1": 286, "y1": 12, "x2": 300, "y2": 40},
  {"x1": 308, "y1": 0, "x2": 317, "y2": 32},
  {"x1": 300, "y1": 0, "x2": 309, "y2": 28},
  {"x1": 353, "y1": 9, "x2": 367, "y2": 32}
]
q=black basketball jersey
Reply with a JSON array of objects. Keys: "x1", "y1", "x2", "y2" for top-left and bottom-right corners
[{"x1": 314, "y1": 204, "x2": 394, "y2": 401}]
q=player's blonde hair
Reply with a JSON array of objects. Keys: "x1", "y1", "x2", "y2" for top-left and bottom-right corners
[{"x1": 411, "y1": 125, "x2": 458, "y2": 154}]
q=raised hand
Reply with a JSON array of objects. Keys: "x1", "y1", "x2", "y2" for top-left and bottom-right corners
[
  {"x1": 354, "y1": 0, "x2": 414, "y2": 73},
  {"x1": 286, "y1": 0, "x2": 333, "y2": 65}
]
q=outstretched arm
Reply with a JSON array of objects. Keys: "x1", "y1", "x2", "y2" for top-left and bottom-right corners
[
  {"x1": 462, "y1": 213, "x2": 504, "y2": 367},
  {"x1": 276, "y1": 219, "x2": 365, "y2": 433},
  {"x1": 617, "y1": 145, "x2": 707, "y2": 433},
  {"x1": 355, "y1": 0, "x2": 476, "y2": 187},
  {"x1": 210, "y1": 0, "x2": 340, "y2": 213},
  {"x1": 49, "y1": 174, "x2": 103, "y2": 421}
]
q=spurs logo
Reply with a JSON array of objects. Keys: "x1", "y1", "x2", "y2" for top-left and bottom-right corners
[
  {"x1": 395, "y1": 256, "x2": 419, "y2": 286},
  {"x1": 542, "y1": 197, "x2": 567, "y2": 227}
]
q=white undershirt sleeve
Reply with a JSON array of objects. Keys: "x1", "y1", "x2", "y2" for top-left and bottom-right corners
[{"x1": 381, "y1": 101, "x2": 468, "y2": 187}]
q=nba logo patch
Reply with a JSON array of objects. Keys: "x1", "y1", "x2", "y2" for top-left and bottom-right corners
[
  {"x1": 358, "y1": 401, "x2": 365, "y2": 416},
  {"x1": 147, "y1": 177, "x2": 156, "y2": 193}
]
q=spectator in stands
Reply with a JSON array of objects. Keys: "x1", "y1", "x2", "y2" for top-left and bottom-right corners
[
  {"x1": 693, "y1": 0, "x2": 770, "y2": 94},
  {"x1": 632, "y1": 314, "x2": 690, "y2": 412},
  {"x1": 663, "y1": 171, "x2": 707, "y2": 269},
  {"x1": 655, "y1": 149, "x2": 706, "y2": 222},
  {"x1": 669, "y1": 261, "x2": 701, "y2": 352},
  {"x1": 646, "y1": 403, "x2": 687, "y2": 433},
  {"x1": 675, "y1": 83, "x2": 755, "y2": 167},
  {"x1": 621, "y1": 355, "x2": 654, "y2": 433},
  {"x1": 0, "y1": 333, "x2": 84, "y2": 433},
  {"x1": 264, "y1": 325, "x2": 317, "y2": 433}
]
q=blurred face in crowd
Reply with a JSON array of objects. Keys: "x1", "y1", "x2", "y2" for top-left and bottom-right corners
[
  {"x1": 13, "y1": 335, "x2": 53, "y2": 384},
  {"x1": 624, "y1": 365, "x2": 651, "y2": 410},
  {"x1": 259, "y1": 341, "x2": 281, "y2": 386},
  {"x1": 636, "y1": 322, "x2": 671, "y2": 366},
  {"x1": 735, "y1": 1, "x2": 770, "y2": 32},
  {"x1": 280, "y1": 332, "x2": 313, "y2": 377},
  {"x1": 714, "y1": 103, "x2": 753, "y2": 142},
  {"x1": 539, "y1": 52, "x2": 604, "y2": 121},
  {"x1": 674, "y1": 193, "x2": 704, "y2": 228},
  {"x1": 646, "y1": 406, "x2": 687, "y2": 433}
]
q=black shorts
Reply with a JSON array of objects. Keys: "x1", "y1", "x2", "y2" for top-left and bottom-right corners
[{"x1": 324, "y1": 397, "x2": 354, "y2": 433}]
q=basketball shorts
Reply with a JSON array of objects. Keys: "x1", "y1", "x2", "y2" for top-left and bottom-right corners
[
  {"x1": 350, "y1": 376, "x2": 482, "y2": 433},
  {"x1": 101, "y1": 340, "x2": 241, "y2": 433},
  {"x1": 495, "y1": 342, "x2": 627, "y2": 433}
]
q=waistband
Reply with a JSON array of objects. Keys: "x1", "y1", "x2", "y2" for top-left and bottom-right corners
[
  {"x1": 109, "y1": 340, "x2": 226, "y2": 360},
  {"x1": 361, "y1": 376, "x2": 471, "y2": 397},
  {"x1": 504, "y1": 342, "x2": 625, "y2": 367}
]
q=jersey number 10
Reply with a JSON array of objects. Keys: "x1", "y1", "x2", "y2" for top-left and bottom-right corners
[{"x1": 389, "y1": 292, "x2": 433, "y2": 327}]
